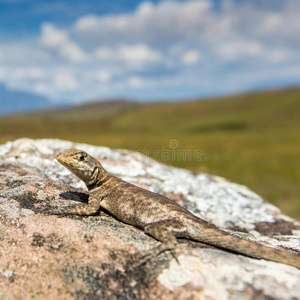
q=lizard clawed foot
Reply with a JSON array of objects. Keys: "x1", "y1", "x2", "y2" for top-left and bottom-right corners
[
  {"x1": 136, "y1": 244, "x2": 178, "y2": 267},
  {"x1": 170, "y1": 249, "x2": 180, "y2": 265},
  {"x1": 136, "y1": 251, "x2": 155, "y2": 267}
]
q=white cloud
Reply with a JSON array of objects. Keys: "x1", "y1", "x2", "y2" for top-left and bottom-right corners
[
  {"x1": 53, "y1": 71, "x2": 78, "y2": 91},
  {"x1": 74, "y1": 0, "x2": 212, "y2": 47},
  {"x1": 0, "y1": 0, "x2": 300, "y2": 102},
  {"x1": 40, "y1": 23, "x2": 87, "y2": 63},
  {"x1": 0, "y1": 68, "x2": 4, "y2": 80},
  {"x1": 40, "y1": 23, "x2": 67, "y2": 47},
  {"x1": 217, "y1": 40, "x2": 264, "y2": 61},
  {"x1": 32, "y1": 83, "x2": 50, "y2": 95},
  {"x1": 95, "y1": 43, "x2": 161, "y2": 66},
  {"x1": 95, "y1": 71, "x2": 111, "y2": 83},
  {"x1": 94, "y1": 47, "x2": 112, "y2": 60},
  {"x1": 118, "y1": 44, "x2": 161, "y2": 65},
  {"x1": 128, "y1": 76, "x2": 145, "y2": 88},
  {"x1": 13, "y1": 67, "x2": 45, "y2": 80},
  {"x1": 181, "y1": 50, "x2": 201, "y2": 65},
  {"x1": 136, "y1": 1, "x2": 155, "y2": 15}
]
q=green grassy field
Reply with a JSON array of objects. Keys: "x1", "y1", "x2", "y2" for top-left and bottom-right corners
[{"x1": 1, "y1": 88, "x2": 300, "y2": 220}]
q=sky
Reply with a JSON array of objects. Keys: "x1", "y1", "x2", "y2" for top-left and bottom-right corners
[{"x1": 0, "y1": 0, "x2": 300, "y2": 103}]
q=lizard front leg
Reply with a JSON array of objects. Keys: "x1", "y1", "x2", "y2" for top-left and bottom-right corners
[{"x1": 46, "y1": 195, "x2": 102, "y2": 216}]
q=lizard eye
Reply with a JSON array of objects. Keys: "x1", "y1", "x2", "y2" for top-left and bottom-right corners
[{"x1": 79, "y1": 155, "x2": 85, "y2": 161}]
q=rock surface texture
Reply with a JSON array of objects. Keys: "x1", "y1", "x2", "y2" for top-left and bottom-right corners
[{"x1": 0, "y1": 138, "x2": 299, "y2": 300}]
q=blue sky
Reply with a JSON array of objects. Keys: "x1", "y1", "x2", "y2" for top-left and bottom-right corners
[{"x1": 0, "y1": 0, "x2": 299, "y2": 103}]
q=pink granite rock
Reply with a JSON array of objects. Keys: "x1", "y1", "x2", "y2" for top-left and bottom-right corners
[{"x1": 0, "y1": 138, "x2": 299, "y2": 299}]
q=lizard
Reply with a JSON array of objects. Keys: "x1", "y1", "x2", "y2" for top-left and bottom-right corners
[{"x1": 51, "y1": 148, "x2": 300, "y2": 268}]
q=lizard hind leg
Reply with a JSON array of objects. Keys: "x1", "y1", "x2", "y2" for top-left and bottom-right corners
[{"x1": 139, "y1": 220, "x2": 187, "y2": 265}]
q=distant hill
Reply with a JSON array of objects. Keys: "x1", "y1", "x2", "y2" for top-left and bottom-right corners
[
  {"x1": 0, "y1": 83, "x2": 55, "y2": 115},
  {"x1": 55, "y1": 99, "x2": 139, "y2": 117}
]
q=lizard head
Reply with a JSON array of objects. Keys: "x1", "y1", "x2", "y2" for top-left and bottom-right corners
[{"x1": 56, "y1": 148, "x2": 107, "y2": 186}]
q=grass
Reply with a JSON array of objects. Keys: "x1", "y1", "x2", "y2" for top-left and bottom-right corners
[{"x1": 0, "y1": 88, "x2": 299, "y2": 220}]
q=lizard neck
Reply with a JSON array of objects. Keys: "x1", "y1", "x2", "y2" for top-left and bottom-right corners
[{"x1": 86, "y1": 165, "x2": 111, "y2": 191}]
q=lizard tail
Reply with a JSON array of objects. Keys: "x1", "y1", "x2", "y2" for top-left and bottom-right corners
[{"x1": 187, "y1": 219, "x2": 300, "y2": 269}]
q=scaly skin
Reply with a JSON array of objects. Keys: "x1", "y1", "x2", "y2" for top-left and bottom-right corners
[{"x1": 52, "y1": 148, "x2": 300, "y2": 268}]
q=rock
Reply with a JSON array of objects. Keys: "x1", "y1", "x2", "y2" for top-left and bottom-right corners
[{"x1": 0, "y1": 138, "x2": 299, "y2": 299}]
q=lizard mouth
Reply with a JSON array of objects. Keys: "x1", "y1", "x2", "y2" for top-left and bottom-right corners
[{"x1": 56, "y1": 153, "x2": 67, "y2": 165}]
